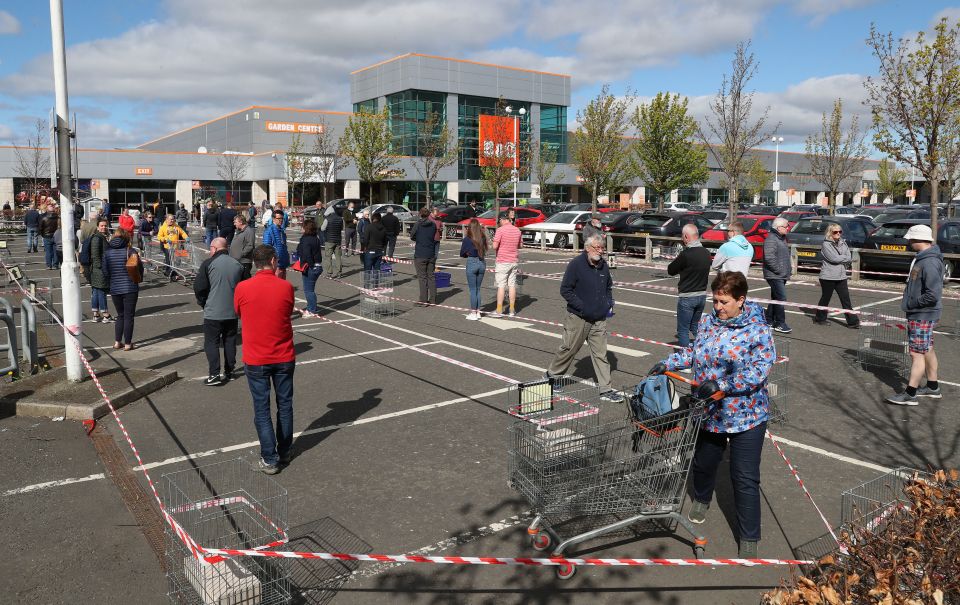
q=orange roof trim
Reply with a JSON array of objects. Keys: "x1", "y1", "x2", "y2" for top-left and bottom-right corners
[{"x1": 351, "y1": 52, "x2": 571, "y2": 78}]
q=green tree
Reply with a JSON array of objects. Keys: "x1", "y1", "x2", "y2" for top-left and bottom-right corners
[
  {"x1": 865, "y1": 17, "x2": 960, "y2": 233},
  {"x1": 479, "y1": 99, "x2": 528, "y2": 203},
  {"x1": 339, "y1": 107, "x2": 403, "y2": 204},
  {"x1": 631, "y1": 92, "x2": 709, "y2": 211},
  {"x1": 409, "y1": 109, "x2": 459, "y2": 205},
  {"x1": 874, "y1": 158, "x2": 908, "y2": 202},
  {"x1": 533, "y1": 142, "x2": 564, "y2": 203},
  {"x1": 744, "y1": 155, "x2": 770, "y2": 202},
  {"x1": 698, "y1": 41, "x2": 774, "y2": 218},
  {"x1": 804, "y1": 99, "x2": 868, "y2": 214},
  {"x1": 571, "y1": 84, "x2": 634, "y2": 212}
]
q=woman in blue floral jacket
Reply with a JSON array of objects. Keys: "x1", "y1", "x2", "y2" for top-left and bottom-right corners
[{"x1": 650, "y1": 270, "x2": 775, "y2": 559}]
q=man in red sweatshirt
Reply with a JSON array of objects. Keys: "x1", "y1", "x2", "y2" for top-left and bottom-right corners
[{"x1": 234, "y1": 244, "x2": 296, "y2": 474}]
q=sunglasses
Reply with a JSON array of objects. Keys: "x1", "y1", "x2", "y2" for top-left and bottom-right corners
[{"x1": 831, "y1": 230, "x2": 842, "y2": 235}]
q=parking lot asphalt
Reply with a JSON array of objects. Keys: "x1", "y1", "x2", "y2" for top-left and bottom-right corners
[{"x1": 1, "y1": 229, "x2": 958, "y2": 604}]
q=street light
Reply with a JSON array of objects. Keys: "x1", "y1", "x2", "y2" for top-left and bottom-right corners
[
  {"x1": 505, "y1": 105, "x2": 526, "y2": 206},
  {"x1": 772, "y1": 136, "x2": 783, "y2": 205}
]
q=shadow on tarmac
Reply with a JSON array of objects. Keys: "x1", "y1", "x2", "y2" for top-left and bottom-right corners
[{"x1": 289, "y1": 388, "x2": 382, "y2": 463}]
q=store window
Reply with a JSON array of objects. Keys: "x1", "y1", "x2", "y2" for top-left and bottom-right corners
[
  {"x1": 386, "y1": 90, "x2": 446, "y2": 156},
  {"x1": 540, "y1": 104, "x2": 567, "y2": 164},
  {"x1": 353, "y1": 99, "x2": 377, "y2": 114},
  {"x1": 677, "y1": 188, "x2": 700, "y2": 205}
]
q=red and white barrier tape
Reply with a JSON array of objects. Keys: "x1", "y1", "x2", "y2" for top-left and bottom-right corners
[
  {"x1": 197, "y1": 547, "x2": 812, "y2": 567},
  {"x1": 765, "y1": 430, "x2": 847, "y2": 555}
]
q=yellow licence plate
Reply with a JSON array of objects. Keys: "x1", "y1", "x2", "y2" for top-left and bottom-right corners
[
  {"x1": 880, "y1": 244, "x2": 906, "y2": 251},
  {"x1": 633, "y1": 232, "x2": 649, "y2": 237},
  {"x1": 797, "y1": 251, "x2": 816, "y2": 257}
]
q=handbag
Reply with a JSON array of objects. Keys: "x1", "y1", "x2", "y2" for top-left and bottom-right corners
[
  {"x1": 291, "y1": 259, "x2": 308, "y2": 272},
  {"x1": 125, "y1": 250, "x2": 143, "y2": 284}
]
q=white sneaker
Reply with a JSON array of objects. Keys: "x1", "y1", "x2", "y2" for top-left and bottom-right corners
[{"x1": 465, "y1": 312, "x2": 479, "y2": 321}]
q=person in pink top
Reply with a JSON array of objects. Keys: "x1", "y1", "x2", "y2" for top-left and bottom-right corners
[{"x1": 492, "y1": 212, "x2": 522, "y2": 317}]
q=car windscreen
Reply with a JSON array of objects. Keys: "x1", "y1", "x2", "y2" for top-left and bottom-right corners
[
  {"x1": 791, "y1": 219, "x2": 836, "y2": 234},
  {"x1": 872, "y1": 223, "x2": 919, "y2": 238},
  {"x1": 601, "y1": 212, "x2": 630, "y2": 224},
  {"x1": 627, "y1": 215, "x2": 669, "y2": 229},
  {"x1": 713, "y1": 218, "x2": 758, "y2": 232},
  {"x1": 872, "y1": 212, "x2": 910, "y2": 224},
  {"x1": 544, "y1": 212, "x2": 583, "y2": 224},
  {"x1": 780, "y1": 212, "x2": 809, "y2": 221},
  {"x1": 477, "y1": 209, "x2": 498, "y2": 219}
]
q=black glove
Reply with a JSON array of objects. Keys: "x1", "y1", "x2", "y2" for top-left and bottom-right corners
[
  {"x1": 695, "y1": 380, "x2": 721, "y2": 400},
  {"x1": 648, "y1": 362, "x2": 667, "y2": 376}
]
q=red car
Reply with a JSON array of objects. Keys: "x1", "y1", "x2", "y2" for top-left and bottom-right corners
[
  {"x1": 457, "y1": 206, "x2": 546, "y2": 229},
  {"x1": 779, "y1": 211, "x2": 817, "y2": 229},
  {"x1": 701, "y1": 214, "x2": 776, "y2": 261}
]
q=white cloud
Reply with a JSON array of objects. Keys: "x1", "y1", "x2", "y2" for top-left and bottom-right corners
[
  {"x1": 0, "y1": 124, "x2": 13, "y2": 142},
  {"x1": 0, "y1": 10, "x2": 20, "y2": 35}
]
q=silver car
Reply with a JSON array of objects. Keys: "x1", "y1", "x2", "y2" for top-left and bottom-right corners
[{"x1": 368, "y1": 203, "x2": 414, "y2": 222}]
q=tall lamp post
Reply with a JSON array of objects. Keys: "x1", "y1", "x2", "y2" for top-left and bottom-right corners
[
  {"x1": 772, "y1": 136, "x2": 783, "y2": 205},
  {"x1": 505, "y1": 105, "x2": 526, "y2": 206}
]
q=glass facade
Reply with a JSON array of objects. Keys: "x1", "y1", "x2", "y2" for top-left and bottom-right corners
[
  {"x1": 677, "y1": 188, "x2": 701, "y2": 205},
  {"x1": 385, "y1": 181, "x2": 447, "y2": 208},
  {"x1": 458, "y1": 95, "x2": 530, "y2": 180},
  {"x1": 539, "y1": 104, "x2": 567, "y2": 164},
  {"x1": 386, "y1": 90, "x2": 446, "y2": 156},
  {"x1": 353, "y1": 99, "x2": 377, "y2": 114}
]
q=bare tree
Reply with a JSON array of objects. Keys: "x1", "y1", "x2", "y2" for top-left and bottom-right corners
[
  {"x1": 533, "y1": 142, "x2": 564, "y2": 204},
  {"x1": 571, "y1": 84, "x2": 634, "y2": 212},
  {"x1": 13, "y1": 119, "x2": 51, "y2": 203},
  {"x1": 216, "y1": 153, "x2": 249, "y2": 204},
  {"x1": 409, "y1": 109, "x2": 459, "y2": 204},
  {"x1": 285, "y1": 133, "x2": 312, "y2": 206},
  {"x1": 698, "y1": 41, "x2": 775, "y2": 218},
  {"x1": 865, "y1": 17, "x2": 960, "y2": 233},
  {"x1": 744, "y1": 155, "x2": 771, "y2": 202},
  {"x1": 311, "y1": 117, "x2": 347, "y2": 204},
  {"x1": 805, "y1": 99, "x2": 868, "y2": 214}
]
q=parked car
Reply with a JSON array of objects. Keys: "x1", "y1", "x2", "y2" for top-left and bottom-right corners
[
  {"x1": 789, "y1": 204, "x2": 829, "y2": 216},
  {"x1": 861, "y1": 218, "x2": 960, "y2": 282},
  {"x1": 701, "y1": 214, "x2": 776, "y2": 261},
  {"x1": 457, "y1": 206, "x2": 547, "y2": 230},
  {"x1": 833, "y1": 206, "x2": 859, "y2": 215},
  {"x1": 700, "y1": 210, "x2": 728, "y2": 224},
  {"x1": 368, "y1": 203, "x2": 415, "y2": 222},
  {"x1": 522, "y1": 211, "x2": 592, "y2": 248},
  {"x1": 779, "y1": 210, "x2": 818, "y2": 228},
  {"x1": 746, "y1": 205, "x2": 787, "y2": 216},
  {"x1": 328, "y1": 198, "x2": 366, "y2": 214},
  {"x1": 786, "y1": 215, "x2": 877, "y2": 266},
  {"x1": 614, "y1": 211, "x2": 714, "y2": 252},
  {"x1": 435, "y1": 205, "x2": 477, "y2": 224}
]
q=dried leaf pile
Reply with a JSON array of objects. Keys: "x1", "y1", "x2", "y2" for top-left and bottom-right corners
[{"x1": 763, "y1": 469, "x2": 959, "y2": 605}]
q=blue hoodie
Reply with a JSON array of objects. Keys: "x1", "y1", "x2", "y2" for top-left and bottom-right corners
[
  {"x1": 902, "y1": 244, "x2": 943, "y2": 321},
  {"x1": 663, "y1": 301, "x2": 775, "y2": 433},
  {"x1": 711, "y1": 234, "x2": 753, "y2": 276}
]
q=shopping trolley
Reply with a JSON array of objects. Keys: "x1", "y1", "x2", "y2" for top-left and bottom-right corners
[{"x1": 507, "y1": 372, "x2": 718, "y2": 579}]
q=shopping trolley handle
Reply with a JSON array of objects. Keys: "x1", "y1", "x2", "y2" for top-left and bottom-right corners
[{"x1": 663, "y1": 371, "x2": 724, "y2": 402}]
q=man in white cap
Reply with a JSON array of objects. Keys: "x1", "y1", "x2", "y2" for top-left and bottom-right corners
[{"x1": 886, "y1": 224, "x2": 943, "y2": 406}]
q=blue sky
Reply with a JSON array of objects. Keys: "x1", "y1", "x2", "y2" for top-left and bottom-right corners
[{"x1": 0, "y1": 1, "x2": 957, "y2": 153}]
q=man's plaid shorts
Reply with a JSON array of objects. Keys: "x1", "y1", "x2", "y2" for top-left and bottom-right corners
[{"x1": 907, "y1": 319, "x2": 937, "y2": 354}]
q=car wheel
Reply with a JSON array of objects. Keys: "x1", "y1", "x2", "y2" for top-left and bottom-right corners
[
  {"x1": 619, "y1": 237, "x2": 630, "y2": 253},
  {"x1": 554, "y1": 234, "x2": 569, "y2": 249},
  {"x1": 944, "y1": 259, "x2": 954, "y2": 285}
]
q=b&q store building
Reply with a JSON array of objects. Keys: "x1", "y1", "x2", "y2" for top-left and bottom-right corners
[{"x1": 0, "y1": 54, "x2": 889, "y2": 211}]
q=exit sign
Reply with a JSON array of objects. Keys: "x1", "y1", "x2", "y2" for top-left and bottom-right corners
[{"x1": 135, "y1": 167, "x2": 153, "y2": 176}]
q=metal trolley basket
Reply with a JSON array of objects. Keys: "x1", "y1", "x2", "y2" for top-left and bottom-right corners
[{"x1": 507, "y1": 373, "x2": 710, "y2": 579}]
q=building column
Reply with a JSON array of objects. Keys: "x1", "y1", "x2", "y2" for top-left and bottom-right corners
[
  {"x1": 700, "y1": 188, "x2": 708, "y2": 204},
  {"x1": 344, "y1": 180, "x2": 361, "y2": 199},
  {"x1": 446, "y1": 181, "x2": 459, "y2": 202},
  {"x1": 175, "y1": 180, "x2": 193, "y2": 207},
  {"x1": 268, "y1": 178, "x2": 288, "y2": 206},
  {"x1": 631, "y1": 186, "x2": 645, "y2": 207},
  {"x1": 670, "y1": 189, "x2": 679, "y2": 204},
  {"x1": 0, "y1": 178, "x2": 13, "y2": 204},
  {"x1": 252, "y1": 180, "x2": 268, "y2": 204}
]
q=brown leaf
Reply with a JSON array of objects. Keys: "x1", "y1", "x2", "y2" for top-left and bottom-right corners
[
  {"x1": 820, "y1": 585, "x2": 841, "y2": 604},
  {"x1": 933, "y1": 589, "x2": 944, "y2": 605}
]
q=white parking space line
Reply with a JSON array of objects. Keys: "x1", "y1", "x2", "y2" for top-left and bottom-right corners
[{"x1": 186, "y1": 340, "x2": 444, "y2": 380}]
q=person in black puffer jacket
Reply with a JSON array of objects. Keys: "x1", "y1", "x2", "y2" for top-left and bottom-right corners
[
  {"x1": 102, "y1": 229, "x2": 142, "y2": 350},
  {"x1": 412, "y1": 207, "x2": 437, "y2": 305},
  {"x1": 38, "y1": 206, "x2": 59, "y2": 269},
  {"x1": 360, "y1": 212, "x2": 388, "y2": 272},
  {"x1": 667, "y1": 224, "x2": 711, "y2": 347},
  {"x1": 295, "y1": 219, "x2": 323, "y2": 317},
  {"x1": 322, "y1": 206, "x2": 344, "y2": 278}
]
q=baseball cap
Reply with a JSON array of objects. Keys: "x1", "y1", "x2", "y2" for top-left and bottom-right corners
[{"x1": 904, "y1": 224, "x2": 935, "y2": 242}]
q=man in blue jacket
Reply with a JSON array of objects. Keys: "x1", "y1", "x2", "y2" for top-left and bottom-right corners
[
  {"x1": 887, "y1": 224, "x2": 943, "y2": 406},
  {"x1": 544, "y1": 234, "x2": 623, "y2": 403}
]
